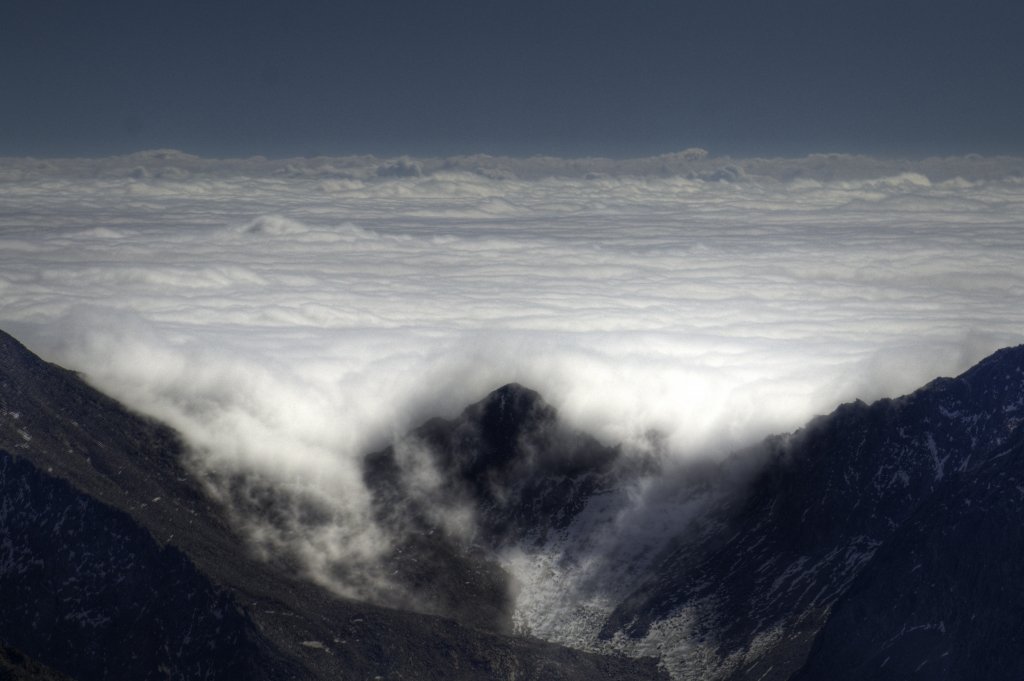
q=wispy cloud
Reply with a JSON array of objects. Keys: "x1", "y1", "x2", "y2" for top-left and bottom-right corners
[{"x1": 2, "y1": 152, "x2": 1022, "y2": 605}]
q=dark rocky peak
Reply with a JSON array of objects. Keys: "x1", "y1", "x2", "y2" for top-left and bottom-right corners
[
  {"x1": 369, "y1": 382, "x2": 627, "y2": 547},
  {"x1": 360, "y1": 383, "x2": 633, "y2": 632},
  {"x1": 471, "y1": 383, "x2": 553, "y2": 436},
  {"x1": 432, "y1": 382, "x2": 559, "y2": 477},
  {"x1": 1, "y1": 327, "x2": 666, "y2": 680},
  {"x1": 424, "y1": 382, "x2": 621, "y2": 484}
]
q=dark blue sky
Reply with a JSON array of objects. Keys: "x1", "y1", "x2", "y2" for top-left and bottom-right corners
[{"x1": 3, "y1": 0, "x2": 1022, "y2": 158}]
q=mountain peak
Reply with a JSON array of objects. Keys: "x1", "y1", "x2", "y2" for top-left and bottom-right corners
[
  {"x1": 484, "y1": 381, "x2": 542, "y2": 404},
  {"x1": 1, "y1": 326, "x2": 660, "y2": 680},
  {"x1": 0, "y1": 327, "x2": 43, "y2": 375},
  {"x1": 466, "y1": 383, "x2": 555, "y2": 453}
]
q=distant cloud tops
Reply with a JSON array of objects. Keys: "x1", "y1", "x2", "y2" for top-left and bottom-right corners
[{"x1": 1, "y1": 150, "x2": 1022, "y2": 601}]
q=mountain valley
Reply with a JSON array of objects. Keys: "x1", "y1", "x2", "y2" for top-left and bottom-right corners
[{"x1": 2, "y1": 328, "x2": 1023, "y2": 680}]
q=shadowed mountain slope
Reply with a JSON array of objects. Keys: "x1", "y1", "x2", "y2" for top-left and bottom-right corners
[
  {"x1": 364, "y1": 344, "x2": 1024, "y2": 681},
  {"x1": 792, "y1": 424, "x2": 1024, "y2": 681},
  {"x1": 362, "y1": 382, "x2": 649, "y2": 632},
  {"x1": 3, "y1": 325, "x2": 1023, "y2": 680},
  {"x1": 596, "y1": 345, "x2": 1024, "y2": 680},
  {"x1": 0, "y1": 328, "x2": 665, "y2": 681}
]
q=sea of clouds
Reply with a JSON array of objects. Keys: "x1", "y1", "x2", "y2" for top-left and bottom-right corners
[{"x1": 2, "y1": 150, "x2": 1023, "y2": 605}]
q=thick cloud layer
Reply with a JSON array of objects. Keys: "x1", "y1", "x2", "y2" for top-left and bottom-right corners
[{"x1": 2, "y1": 152, "x2": 1023, "y2": 603}]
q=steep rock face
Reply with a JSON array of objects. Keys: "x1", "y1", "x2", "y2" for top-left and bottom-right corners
[
  {"x1": 356, "y1": 345, "x2": 1024, "y2": 681},
  {"x1": 0, "y1": 329, "x2": 667, "y2": 681},
  {"x1": 372, "y1": 383, "x2": 629, "y2": 545},
  {"x1": 793, "y1": 426, "x2": 1024, "y2": 681},
  {"x1": 362, "y1": 383, "x2": 648, "y2": 632},
  {"x1": 0, "y1": 328, "x2": 225, "y2": 566},
  {"x1": 0, "y1": 451, "x2": 288, "y2": 681},
  {"x1": 599, "y1": 345, "x2": 1024, "y2": 680}
]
